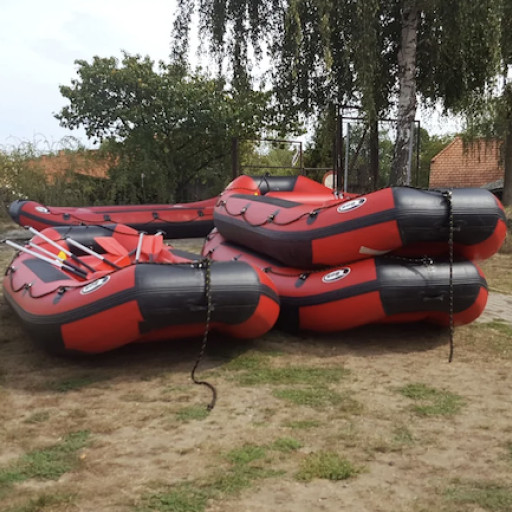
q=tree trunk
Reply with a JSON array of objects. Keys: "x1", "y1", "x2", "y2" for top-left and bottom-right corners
[{"x1": 390, "y1": 1, "x2": 419, "y2": 186}]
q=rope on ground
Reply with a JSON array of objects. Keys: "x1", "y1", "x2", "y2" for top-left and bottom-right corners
[{"x1": 190, "y1": 257, "x2": 217, "y2": 411}]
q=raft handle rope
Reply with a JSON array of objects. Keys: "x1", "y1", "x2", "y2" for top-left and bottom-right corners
[
  {"x1": 442, "y1": 190, "x2": 455, "y2": 362},
  {"x1": 190, "y1": 258, "x2": 217, "y2": 411}
]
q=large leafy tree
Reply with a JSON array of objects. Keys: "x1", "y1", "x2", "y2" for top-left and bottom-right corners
[
  {"x1": 457, "y1": 0, "x2": 512, "y2": 206},
  {"x1": 173, "y1": 0, "x2": 504, "y2": 187},
  {"x1": 56, "y1": 53, "x2": 283, "y2": 202}
]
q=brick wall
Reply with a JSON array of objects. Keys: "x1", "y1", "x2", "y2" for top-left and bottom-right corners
[{"x1": 429, "y1": 137, "x2": 504, "y2": 188}]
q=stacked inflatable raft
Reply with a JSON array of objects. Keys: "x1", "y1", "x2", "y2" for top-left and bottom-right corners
[
  {"x1": 203, "y1": 175, "x2": 507, "y2": 334},
  {"x1": 3, "y1": 174, "x2": 507, "y2": 354}
]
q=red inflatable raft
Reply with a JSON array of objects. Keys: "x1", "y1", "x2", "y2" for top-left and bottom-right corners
[
  {"x1": 8, "y1": 197, "x2": 217, "y2": 239},
  {"x1": 3, "y1": 225, "x2": 279, "y2": 354},
  {"x1": 203, "y1": 231, "x2": 488, "y2": 333},
  {"x1": 7, "y1": 174, "x2": 348, "y2": 239},
  {"x1": 214, "y1": 175, "x2": 507, "y2": 267}
]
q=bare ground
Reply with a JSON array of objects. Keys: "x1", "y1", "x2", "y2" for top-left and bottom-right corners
[{"x1": 1, "y1": 229, "x2": 512, "y2": 512}]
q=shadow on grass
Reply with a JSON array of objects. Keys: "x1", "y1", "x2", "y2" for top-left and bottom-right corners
[{"x1": 1, "y1": 290, "x2": 449, "y2": 394}]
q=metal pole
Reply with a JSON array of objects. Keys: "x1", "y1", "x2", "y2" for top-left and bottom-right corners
[
  {"x1": 344, "y1": 123, "x2": 350, "y2": 193},
  {"x1": 335, "y1": 110, "x2": 343, "y2": 193},
  {"x1": 406, "y1": 120, "x2": 415, "y2": 186},
  {"x1": 299, "y1": 141, "x2": 304, "y2": 175}
]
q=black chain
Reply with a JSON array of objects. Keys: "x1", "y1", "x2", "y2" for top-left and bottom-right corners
[
  {"x1": 190, "y1": 258, "x2": 217, "y2": 411},
  {"x1": 443, "y1": 190, "x2": 455, "y2": 362}
]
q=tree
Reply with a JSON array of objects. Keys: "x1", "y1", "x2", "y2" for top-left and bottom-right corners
[
  {"x1": 172, "y1": 0, "x2": 504, "y2": 186},
  {"x1": 56, "y1": 53, "x2": 286, "y2": 202}
]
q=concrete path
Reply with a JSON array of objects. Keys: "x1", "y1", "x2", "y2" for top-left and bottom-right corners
[{"x1": 478, "y1": 292, "x2": 512, "y2": 325}]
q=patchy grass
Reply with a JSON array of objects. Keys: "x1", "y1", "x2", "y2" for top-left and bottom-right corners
[
  {"x1": 175, "y1": 405, "x2": 210, "y2": 423},
  {"x1": 392, "y1": 425, "x2": 415, "y2": 446},
  {"x1": 140, "y1": 441, "x2": 285, "y2": 512},
  {"x1": 459, "y1": 321, "x2": 512, "y2": 359},
  {"x1": 445, "y1": 480, "x2": 512, "y2": 511},
  {"x1": 273, "y1": 387, "x2": 362, "y2": 413},
  {"x1": 398, "y1": 383, "x2": 465, "y2": 416},
  {"x1": 226, "y1": 444, "x2": 267, "y2": 465},
  {"x1": 3, "y1": 492, "x2": 77, "y2": 512},
  {"x1": 47, "y1": 375, "x2": 105, "y2": 393},
  {"x1": 0, "y1": 431, "x2": 90, "y2": 491},
  {"x1": 140, "y1": 482, "x2": 209, "y2": 512},
  {"x1": 284, "y1": 420, "x2": 321, "y2": 430},
  {"x1": 233, "y1": 365, "x2": 349, "y2": 386},
  {"x1": 1, "y1": 240, "x2": 512, "y2": 511},
  {"x1": 295, "y1": 451, "x2": 359, "y2": 482},
  {"x1": 481, "y1": 252, "x2": 512, "y2": 293},
  {"x1": 222, "y1": 350, "x2": 349, "y2": 387},
  {"x1": 23, "y1": 410, "x2": 50, "y2": 424},
  {"x1": 270, "y1": 437, "x2": 303, "y2": 453}
]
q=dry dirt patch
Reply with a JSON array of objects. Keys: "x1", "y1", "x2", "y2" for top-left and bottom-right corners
[{"x1": 1, "y1": 234, "x2": 512, "y2": 511}]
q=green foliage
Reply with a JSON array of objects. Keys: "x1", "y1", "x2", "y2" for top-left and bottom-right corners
[
  {"x1": 398, "y1": 383, "x2": 465, "y2": 416},
  {"x1": 295, "y1": 451, "x2": 358, "y2": 482},
  {"x1": 0, "y1": 145, "x2": 110, "y2": 210},
  {"x1": 56, "y1": 54, "x2": 292, "y2": 202},
  {"x1": 174, "y1": 0, "x2": 506, "y2": 186},
  {"x1": 242, "y1": 142, "x2": 302, "y2": 176}
]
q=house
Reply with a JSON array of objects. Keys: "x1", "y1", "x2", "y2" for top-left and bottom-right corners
[
  {"x1": 429, "y1": 137, "x2": 504, "y2": 195},
  {"x1": 30, "y1": 150, "x2": 110, "y2": 181}
]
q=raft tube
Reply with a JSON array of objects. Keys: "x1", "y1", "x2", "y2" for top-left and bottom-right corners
[
  {"x1": 3, "y1": 225, "x2": 280, "y2": 354},
  {"x1": 203, "y1": 231, "x2": 488, "y2": 333},
  {"x1": 214, "y1": 175, "x2": 507, "y2": 267}
]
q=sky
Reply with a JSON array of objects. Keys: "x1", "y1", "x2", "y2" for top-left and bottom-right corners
[
  {"x1": 0, "y1": 1, "x2": 460, "y2": 152},
  {"x1": 0, "y1": 0, "x2": 178, "y2": 150}
]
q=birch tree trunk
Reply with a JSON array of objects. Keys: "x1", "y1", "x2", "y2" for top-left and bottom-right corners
[{"x1": 390, "y1": 1, "x2": 419, "y2": 186}]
